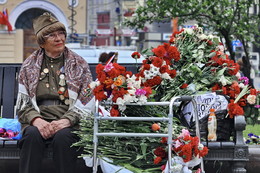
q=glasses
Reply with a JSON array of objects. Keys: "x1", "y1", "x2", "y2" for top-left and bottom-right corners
[{"x1": 44, "y1": 31, "x2": 66, "y2": 40}]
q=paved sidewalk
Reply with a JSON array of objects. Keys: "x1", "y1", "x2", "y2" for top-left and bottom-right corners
[{"x1": 253, "y1": 76, "x2": 260, "y2": 90}]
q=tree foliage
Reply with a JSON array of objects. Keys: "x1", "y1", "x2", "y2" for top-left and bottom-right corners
[{"x1": 124, "y1": 0, "x2": 260, "y2": 86}]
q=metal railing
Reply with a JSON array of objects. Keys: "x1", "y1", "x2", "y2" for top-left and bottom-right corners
[{"x1": 92, "y1": 96, "x2": 203, "y2": 173}]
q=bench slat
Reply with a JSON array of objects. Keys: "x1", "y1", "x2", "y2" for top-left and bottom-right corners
[
  {"x1": 0, "y1": 66, "x2": 4, "y2": 116},
  {"x1": 2, "y1": 67, "x2": 17, "y2": 118}
]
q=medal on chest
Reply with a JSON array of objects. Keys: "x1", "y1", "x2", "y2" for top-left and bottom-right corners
[{"x1": 57, "y1": 67, "x2": 69, "y2": 105}]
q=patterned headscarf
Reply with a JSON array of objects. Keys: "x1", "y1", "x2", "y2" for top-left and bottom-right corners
[{"x1": 17, "y1": 47, "x2": 94, "y2": 112}]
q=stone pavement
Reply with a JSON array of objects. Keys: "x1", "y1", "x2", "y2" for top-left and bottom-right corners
[
  {"x1": 0, "y1": 149, "x2": 259, "y2": 173},
  {"x1": 247, "y1": 145, "x2": 260, "y2": 173},
  {"x1": 0, "y1": 159, "x2": 102, "y2": 173},
  {"x1": 253, "y1": 76, "x2": 260, "y2": 90}
]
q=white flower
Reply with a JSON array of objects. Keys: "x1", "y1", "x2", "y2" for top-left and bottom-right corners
[
  {"x1": 165, "y1": 11, "x2": 172, "y2": 16},
  {"x1": 247, "y1": 95, "x2": 256, "y2": 105},
  {"x1": 126, "y1": 94, "x2": 138, "y2": 103},
  {"x1": 132, "y1": 13, "x2": 137, "y2": 17},
  {"x1": 150, "y1": 64, "x2": 160, "y2": 75},
  {"x1": 198, "y1": 143, "x2": 204, "y2": 150},
  {"x1": 127, "y1": 75, "x2": 141, "y2": 89},
  {"x1": 115, "y1": 97, "x2": 127, "y2": 111},
  {"x1": 134, "y1": 78, "x2": 142, "y2": 88},
  {"x1": 162, "y1": 60, "x2": 167, "y2": 66},
  {"x1": 217, "y1": 44, "x2": 225, "y2": 52},
  {"x1": 144, "y1": 70, "x2": 153, "y2": 79},
  {"x1": 118, "y1": 105, "x2": 126, "y2": 112},
  {"x1": 161, "y1": 73, "x2": 171, "y2": 80},
  {"x1": 235, "y1": 72, "x2": 241, "y2": 79},
  {"x1": 195, "y1": 62, "x2": 205, "y2": 68},
  {"x1": 184, "y1": 28, "x2": 194, "y2": 35},
  {"x1": 137, "y1": 95, "x2": 147, "y2": 105},
  {"x1": 116, "y1": 97, "x2": 125, "y2": 106},
  {"x1": 219, "y1": 75, "x2": 229, "y2": 86},
  {"x1": 196, "y1": 26, "x2": 203, "y2": 33},
  {"x1": 147, "y1": 12, "x2": 154, "y2": 18},
  {"x1": 239, "y1": 83, "x2": 246, "y2": 88},
  {"x1": 89, "y1": 81, "x2": 100, "y2": 89},
  {"x1": 127, "y1": 89, "x2": 136, "y2": 96},
  {"x1": 198, "y1": 34, "x2": 207, "y2": 40}
]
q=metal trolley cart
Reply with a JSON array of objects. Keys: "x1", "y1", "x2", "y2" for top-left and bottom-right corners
[{"x1": 92, "y1": 96, "x2": 203, "y2": 173}]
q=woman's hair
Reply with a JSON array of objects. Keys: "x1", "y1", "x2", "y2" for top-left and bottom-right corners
[
  {"x1": 108, "y1": 52, "x2": 115, "y2": 58},
  {"x1": 36, "y1": 22, "x2": 67, "y2": 45},
  {"x1": 99, "y1": 52, "x2": 109, "y2": 64},
  {"x1": 108, "y1": 52, "x2": 118, "y2": 63}
]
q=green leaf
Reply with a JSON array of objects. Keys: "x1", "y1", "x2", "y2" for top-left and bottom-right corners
[{"x1": 200, "y1": 78, "x2": 211, "y2": 84}]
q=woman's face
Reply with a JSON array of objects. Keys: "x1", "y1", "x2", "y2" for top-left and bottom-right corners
[{"x1": 41, "y1": 30, "x2": 66, "y2": 58}]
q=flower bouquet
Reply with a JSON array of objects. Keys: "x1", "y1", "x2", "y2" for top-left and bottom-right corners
[
  {"x1": 245, "y1": 133, "x2": 260, "y2": 145},
  {"x1": 160, "y1": 129, "x2": 208, "y2": 173},
  {"x1": 74, "y1": 25, "x2": 260, "y2": 172}
]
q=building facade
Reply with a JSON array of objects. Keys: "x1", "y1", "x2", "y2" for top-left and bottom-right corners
[
  {"x1": 0, "y1": 0, "x2": 87, "y2": 62},
  {"x1": 0, "y1": 0, "x2": 144, "y2": 63}
]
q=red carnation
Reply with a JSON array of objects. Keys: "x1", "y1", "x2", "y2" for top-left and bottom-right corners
[
  {"x1": 110, "y1": 106, "x2": 120, "y2": 117},
  {"x1": 152, "y1": 57, "x2": 163, "y2": 67},
  {"x1": 228, "y1": 102, "x2": 244, "y2": 118},
  {"x1": 131, "y1": 52, "x2": 141, "y2": 59},
  {"x1": 154, "y1": 147, "x2": 167, "y2": 158},
  {"x1": 143, "y1": 76, "x2": 162, "y2": 87},
  {"x1": 153, "y1": 156, "x2": 162, "y2": 164},
  {"x1": 250, "y1": 88, "x2": 257, "y2": 95},
  {"x1": 159, "y1": 65, "x2": 168, "y2": 74},
  {"x1": 168, "y1": 69, "x2": 177, "y2": 78},
  {"x1": 180, "y1": 83, "x2": 188, "y2": 89},
  {"x1": 161, "y1": 137, "x2": 167, "y2": 144},
  {"x1": 143, "y1": 87, "x2": 152, "y2": 97},
  {"x1": 152, "y1": 45, "x2": 166, "y2": 58},
  {"x1": 93, "y1": 85, "x2": 107, "y2": 101}
]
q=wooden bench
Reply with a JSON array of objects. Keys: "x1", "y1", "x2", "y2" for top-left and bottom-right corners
[{"x1": 0, "y1": 63, "x2": 249, "y2": 172}]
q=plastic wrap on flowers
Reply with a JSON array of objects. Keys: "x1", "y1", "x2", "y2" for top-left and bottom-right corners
[
  {"x1": 178, "y1": 92, "x2": 234, "y2": 141},
  {"x1": 0, "y1": 118, "x2": 21, "y2": 140}
]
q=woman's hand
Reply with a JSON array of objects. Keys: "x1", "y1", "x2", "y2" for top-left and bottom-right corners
[
  {"x1": 32, "y1": 118, "x2": 55, "y2": 139},
  {"x1": 50, "y1": 119, "x2": 71, "y2": 133}
]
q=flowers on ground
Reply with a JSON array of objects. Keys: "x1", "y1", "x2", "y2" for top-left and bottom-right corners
[{"x1": 245, "y1": 133, "x2": 260, "y2": 145}]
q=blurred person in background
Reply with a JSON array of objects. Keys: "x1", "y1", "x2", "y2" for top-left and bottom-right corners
[
  {"x1": 237, "y1": 56, "x2": 255, "y2": 87},
  {"x1": 98, "y1": 52, "x2": 109, "y2": 64},
  {"x1": 108, "y1": 52, "x2": 118, "y2": 63}
]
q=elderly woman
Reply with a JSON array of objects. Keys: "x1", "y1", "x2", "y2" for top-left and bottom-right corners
[{"x1": 17, "y1": 13, "x2": 94, "y2": 173}]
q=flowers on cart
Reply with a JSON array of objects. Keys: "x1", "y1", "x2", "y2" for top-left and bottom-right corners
[
  {"x1": 173, "y1": 129, "x2": 208, "y2": 163},
  {"x1": 88, "y1": 24, "x2": 260, "y2": 123},
  {"x1": 168, "y1": 156, "x2": 202, "y2": 173},
  {"x1": 89, "y1": 63, "x2": 153, "y2": 114},
  {"x1": 75, "y1": 25, "x2": 260, "y2": 172},
  {"x1": 160, "y1": 129, "x2": 208, "y2": 173}
]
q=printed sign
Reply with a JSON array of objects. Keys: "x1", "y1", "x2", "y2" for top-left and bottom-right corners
[{"x1": 182, "y1": 92, "x2": 228, "y2": 125}]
